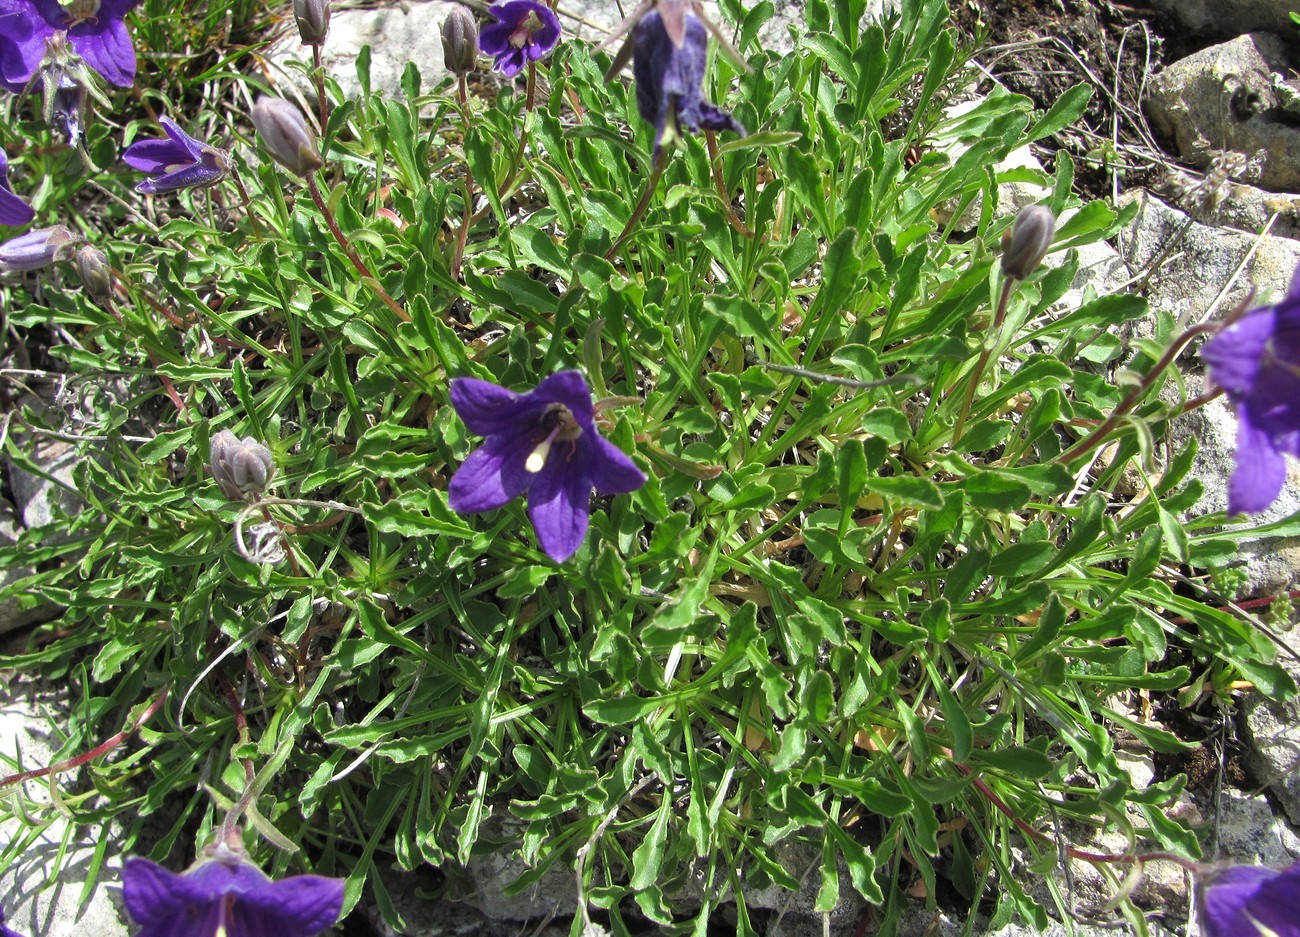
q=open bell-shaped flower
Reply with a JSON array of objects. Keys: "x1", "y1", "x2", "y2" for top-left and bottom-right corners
[
  {"x1": 448, "y1": 370, "x2": 646, "y2": 562},
  {"x1": 123, "y1": 842, "x2": 344, "y2": 937},
  {"x1": 122, "y1": 116, "x2": 231, "y2": 195},
  {"x1": 477, "y1": 0, "x2": 560, "y2": 78}
]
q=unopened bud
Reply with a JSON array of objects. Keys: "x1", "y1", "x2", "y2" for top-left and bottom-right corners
[
  {"x1": 441, "y1": 7, "x2": 479, "y2": 76},
  {"x1": 292, "y1": 0, "x2": 331, "y2": 45},
  {"x1": 0, "y1": 225, "x2": 78, "y2": 272},
  {"x1": 74, "y1": 244, "x2": 114, "y2": 302},
  {"x1": 251, "y1": 96, "x2": 322, "y2": 176},
  {"x1": 1001, "y1": 204, "x2": 1055, "y2": 280},
  {"x1": 210, "y1": 430, "x2": 275, "y2": 501}
]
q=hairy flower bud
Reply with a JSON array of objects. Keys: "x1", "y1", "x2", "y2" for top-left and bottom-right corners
[
  {"x1": 1001, "y1": 204, "x2": 1055, "y2": 280},
  {"x1": 251, "y1": 96, "x2": 322, "y2": 176},
  {"x1": 210, "y1": 430, "x2": 275, "y2": 501},
  {"x1": 441, "y1": 7, "x2": 478, "y2": 76},
  {"x1": 74, "y1": 244, "x2": 113, "y2": 302},
  {"x1": 292, "y1": 0, "x2": 331, "y2": 45},
  {"x1": 0, "y1": 225, "x2": 78, "y2": 272}
]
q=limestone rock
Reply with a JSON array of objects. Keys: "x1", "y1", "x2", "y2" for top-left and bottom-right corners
[
  {"x1": 1147, "y1": 0, "x2": 1298, "y2": 40},
  {"x1": 1241, "y1": 663, "x2": 1300, "y2": 826},
  {"x1": 1145, "y1": 33, "x2": 1300, "y2": 194}
]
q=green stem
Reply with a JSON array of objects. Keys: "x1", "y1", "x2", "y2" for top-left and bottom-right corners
[
  {"x1": 305, "y1": 171, "x2": 409, "y2": 322},
  {"x1": 1056, "y1": 322, "x2": 1217, "y2": 464},
  {"x1": 952, "y1": 276, "x2": 1016, "y2": 447},
  {"x1": 604, "y1": 152, "x2": 666, "y2": 262}
]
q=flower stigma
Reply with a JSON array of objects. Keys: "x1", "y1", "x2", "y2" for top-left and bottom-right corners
[
  {"x1": 525, "y1": 404, "x2": 582, "y2": 473},
  {"x1": 509, "y1": 10, "x2": 543, "y2": 48}
]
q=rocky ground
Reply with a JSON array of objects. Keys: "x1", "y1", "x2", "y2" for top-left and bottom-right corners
[{"x1": 4, "y1": 1, "x2": 1300, "y2": 935}]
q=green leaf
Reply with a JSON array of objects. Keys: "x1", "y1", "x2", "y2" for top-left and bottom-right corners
[{"x1": 865, "y1": 475, "x2": 944, "y2": 509}]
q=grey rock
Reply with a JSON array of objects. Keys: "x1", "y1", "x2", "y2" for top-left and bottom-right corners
[
  {"x1": 1145, "y1": 33, "x2": 1300, "y2": 194},
  {"x1": 267, "y1": 1, "x2": 462, "y2": 104},
  {"x1": 364, "y1": 866, "x2": 572, "y2": 937},
  {"x1": 1161, "y1": 167, "x2": 1300, "y2": 241},
  {"x1": 0, "y1": 691, "x2": 129, "y2": 937},
  {"x1": 742, "y1": 839, "x2": 867, "y2": 936},
  {"x1": 1147, "y1": 0, "x2": 1298, "y2": 40},
  {"x1": 1118, "y1": 189, "x2": 1300, "y2": 323},
  {"x1": 1241, "y1": 657, "x2": 1300, "y2": 826},
  {"x1": 1211, "y1": 789, "x2": 1300, "y2": 866},
  {"x1": 6, "y1": 436, "x2": 85, "y2": 534}
]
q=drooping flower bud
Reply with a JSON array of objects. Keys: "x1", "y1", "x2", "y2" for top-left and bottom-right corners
[
  {"x1": 209, "y1": 430, "x2": 275, "y2": 501},
  {"x1": 441, "y1": 7, "x2": 479, "y2": 76},
  {"x1": 1001, "y1": 204, "x2": 1055, "y2": 280},
  {"x1": 251, "y1": 96, "x2": 322, "y2": 176},
  {"x1": 74, "y1": 244, "x2": 113, "y2": 302},
  {"x1": 292, "y1": 0, "x2": 331, "y2": 45},
  {"x1": 0, "y1": 225, "x2": 78, "y2": 272}
]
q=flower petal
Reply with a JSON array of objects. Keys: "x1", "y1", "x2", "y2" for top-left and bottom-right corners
[
  {"x1": 450, "y1": 376, "x2": 523, "y2": 435},
  {"x1": 1247, "y1": 861, "x2": 1300, "y2": 937},
  {"x1": 122, "y1": 858, "x2": 211, "y2": 925},
  {"x1": 160, "y1": 115, "x2": 207, "y2": 160},
  {"x1": 135, "y1": 158, "x2": 227, "y2": 195},
  {"x1": 527, "y1": 445, "x2": 593, "y2": 561},
  {"x1": 530, "y1": 370, "x2": 595, "y2": 425},
  {"x1": 1202, "y1": 309, "x2": 1273, "y2": 398},
  {"x1": 449, "y1": 433, "x2": 533, "y2": 513},
  {"x1": 227, "y1": 874, "x2": 345, "y2": 937},
  {"x1": 69, "y1": 15, "x2": 136, "y2": 86},
  {"x1": 589, "y1": 435, "x2": 646, "y2": 495},
  {"x1": 1227, "y1": 412, "x2": 1288, "y2": 516},
  {"x1": 121, "y1": 137, "x2": 193, "y2": 174},
  {"x1": 0, "y1": 187, "x2": 34, "y2": 227},
  {"x1": 1201, "y1": 865, "x2": 1275, "y2": 937},
  {"x1": 477, "y1": 20, "x2": 513, "y2": 56},
  {"x1": 0, "y1": 4, "x2": 49, "y2": 92}
]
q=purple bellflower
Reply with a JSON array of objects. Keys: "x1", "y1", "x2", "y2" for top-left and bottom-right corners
[
  {"x1": 630, "y1": 8, "x2": 745, "y2": 162},
  {"x1": 448, "y1": 370, "x2": 647, "y2": 562},
  {"x1": 1200, "y1": 270, "x2": 1300, "y2": 515},
  {"x1": 0, "y1": 0, "x2": 140, "y2": 92},
  {"x1": 123, "y1": 843, "x2": 345, "y2": 937},
  {"x1": 122, "y1": 116, "x2": 231, "y2": 195},
  {"x1": 0, "y1": 223, "x2": 76, "y2": 271},
  {"x1": 1200, "y1": 859, "x2": 1300, "y2": 937},
  {"x1": 0, "y1": 151, "x2": 36, "y2": 227},
  {"x1": 1, "y1": 908, "x2": 27, "y2": 937},
  {"x1": 478, "y1": 0, "x2": 560, "y2": 78}
]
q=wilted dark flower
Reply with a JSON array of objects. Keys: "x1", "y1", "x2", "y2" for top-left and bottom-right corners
[
  {"x1": 478, "y1": 0, "x2": 560, "y2": 78},
  {"x1": 1, "y1": 907, "x2": 27, "y2": 937},
  {"x1": 1001, "y1": 204, "x2": 1055, "y2": 279},
  {"x1": 292, "y1": 0, "x2": 330, "y2": 45},
  {"x1": 441, "y1": 6, "x2": 478, "y2": 76},
  {"x1": 123, "y1": 843, "x2": 344, "y2": 937},
  {"x1": 0, "y1": 151, "x2": 35, "y2": 227},
  {"x1": 1200, "y1": 268, "x2": 1300, "y2": 515},
  {"x1": 0, "y1": 223, "x2": 76, "y2": 271},
  {"x1": 448, "y1": 370, "x2": 646, "y2": 562},
  {"x1": 74, "y1": 243, "x2": 112, "y2": 301},
  {"x1": 1199, "y1": 859, "x2": 1300, "y2": 937},
  {"x1": 630, "y1": 8, "x2": 744, "y2": 161},
  {"x1": 0, "y1": 0, "x2": 142, "y2": 91},
  {"x1": 122, "y1": 116, "x2": 231, "y2": 194},
  {"x1": 210, "y1": 430, "x2": 275, "y2": 501},
  {"x1": 251, "y1": 96, "x2": 322, "y2": 176}
]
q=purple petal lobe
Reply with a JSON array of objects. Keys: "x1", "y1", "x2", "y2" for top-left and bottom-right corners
[
  {"x1": 1202, "y1": 309, "x2": 1273, "y2": 396},
  {"x1": 122, "y1": 137, "x2": 192, "y2": 173},
  {"x1": 590, "y1": 435, "x2": 646, "y2": 494},
  {"x1": 530, "y1": 370, "x2": 596, "y2": 425},
  {"x1": 450, "y1": 376, "x2": 523, "y2": 435},
  {"x1": 528, "y1": 446, "x2": 594, "y2": 561},
  {"x1": 1227, "y1": 414, "x2": 1287, "y2": 516},
  {"x1": 69, "y1": 16, "x2": 135, "y2": 86},
  {"x1": 1248, "y1": 861, "x2": 1300, "y2": 937},
  {"x1": 231, "y1": 875, "x2": 345, "y2": 937},
  {"x1": 449, "y1": 433, "x2": 533, "y2": 513}
]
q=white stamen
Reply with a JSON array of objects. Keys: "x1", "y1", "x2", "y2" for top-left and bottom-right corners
[{"x1": 526, "y1": 424, "x2": 563, "y2": 473}]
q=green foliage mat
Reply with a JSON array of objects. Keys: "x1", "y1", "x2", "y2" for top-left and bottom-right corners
[{"x1": 1, "y1": 0, "x2": 1295, "y2": 933}]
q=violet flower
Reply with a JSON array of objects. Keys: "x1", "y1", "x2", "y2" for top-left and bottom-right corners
[
  {"x1": 0, "y1": 0, "x2": 140, "y2": 91},
  {"x1": 1200, "y1": 270, "x2": 1300, "y2": 515},
  {"x1": 123, "y1": 845, "x2": 344, "y2": 937},
  {"x1": 448, "y1": 370, "x2": 646, "y2": 562},
  {"x1": 0, "y1": 224, "x2": 76, "y2": 271},
  {"x1": 1200, "y1": 859, "x2": 1300, "y2": 937},
  {"x1": 0, "y1": 151, "x2": 35, "y2": 227},
  {"x1": 1, "y1": 908, "x2": 27, "y2": 937},
  {"x1": 478, "y1": 0, "x2": 560, "y2": 78},
  {"x1": 122, "y1": 116, "x2": 231, "y2": 194},
  {"x1": 631, "y1": 7, "x2": 745, "y2": 161}
]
